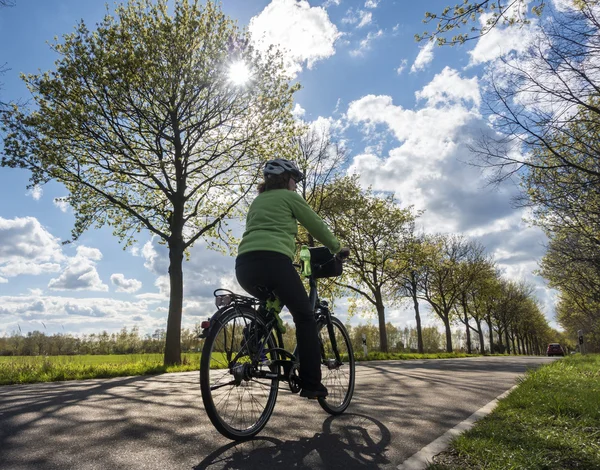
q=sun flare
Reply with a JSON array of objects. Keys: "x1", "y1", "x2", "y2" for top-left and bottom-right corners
[{"x1": 228, "y1": 61, "x2": 251, "y2": 86}]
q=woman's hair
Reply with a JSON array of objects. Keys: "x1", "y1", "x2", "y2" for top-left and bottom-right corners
[{"x1": 257, "y1": 173, "x2": 291, "y2": 193}]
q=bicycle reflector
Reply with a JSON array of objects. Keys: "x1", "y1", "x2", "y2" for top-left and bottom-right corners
[
  {"x1": 215, "y1": 294, "x2": 232, "y2": 308},
  {"x1": 201, "y1": 320, "x2": 211, "y2": 329}
]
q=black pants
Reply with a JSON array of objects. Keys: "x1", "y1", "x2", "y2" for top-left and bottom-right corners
[{"x1": 235, "y1": 251, "x2": 321, "y2": 390}]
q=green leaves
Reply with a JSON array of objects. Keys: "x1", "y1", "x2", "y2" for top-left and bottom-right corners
[
  {"x1": 2, "y1": 0, "x2": 299, "y2": 248},
  {"x1": 416, "y1": 0, "x2": 546, "y2": 45}
]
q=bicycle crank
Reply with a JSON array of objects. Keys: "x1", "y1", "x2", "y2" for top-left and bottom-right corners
[{"x1": 288, "y1": 363, "x2": 301, "y2": 393}]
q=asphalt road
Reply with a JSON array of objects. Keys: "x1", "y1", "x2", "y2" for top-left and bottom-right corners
[{"x1": 0, "y1": 356, "x2": 555, "y2": 470}]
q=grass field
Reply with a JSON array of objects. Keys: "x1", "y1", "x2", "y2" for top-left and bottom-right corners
[
  {"x1": 0, "y1": 353, "x2": 201, "y2": 385},
  {"x1": 428, "y1": 354, "x2": 600, "y2": 470},
  {"x1": 0, "y1": 350, "x2": 481, "y2": 385}
]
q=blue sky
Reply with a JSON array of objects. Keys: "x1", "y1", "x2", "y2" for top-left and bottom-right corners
[{"x1": 0, "y1": 0, "x2": 563, "y2": 337}]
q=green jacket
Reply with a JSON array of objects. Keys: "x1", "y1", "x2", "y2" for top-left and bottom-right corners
[{"x1": 238, "y1": 189, "x2": 341, "y2": 260}]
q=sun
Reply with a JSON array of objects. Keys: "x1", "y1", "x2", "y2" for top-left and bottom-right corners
[{"x1": 228, "y1": 60, "x2": 251, "y2": 86}]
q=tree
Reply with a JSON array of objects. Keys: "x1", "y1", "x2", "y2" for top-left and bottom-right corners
[
  {"x1": 452, "y1": 246, "x2": 490, "y2": 354},
  {"x1": 393, "y1": 231, "x2": 429, "y2": 353},
  {"x1": 421, "y1": 326, "x2": 444, "y2": 353},
  {"x1": 321, "y1": 176, "x2": 417, "y2": 352},
  {"x1": 463, "y1": 259, "x2": 500, "y2": 353},
  {"x1": 470, "y1": 4, "x2": 600, "y2": 232},
  {"x1": 295, "y1": 118, "x2": 347, "y2": 226},
  {"x1": 541, "y1": 229, "x2": 600, "y2": 351},
  {"x1": 293, "y1": 117, "x2": 349, "y2": 306},
  {"x1": 1, "y1": 0, "x2": 299, "y2": 365},
  {"x1": 416, "y1": 0, "x2": 546, "y2": 45},
  {"x1": 418, "y1": 235, "x2": 479, "y2": 352}
]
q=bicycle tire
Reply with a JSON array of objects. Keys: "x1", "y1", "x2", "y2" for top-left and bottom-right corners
[
  {"x1": 317, "y1": 316, "x2": 355, "y2": 414},
  {"x1": 200, "y1": 305, "x2": 279, "y2": 440}
]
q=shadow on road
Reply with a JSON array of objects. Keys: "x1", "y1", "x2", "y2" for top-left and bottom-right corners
[{"x1": 195, "y1": 413, "x2": 391, "y2": 470}]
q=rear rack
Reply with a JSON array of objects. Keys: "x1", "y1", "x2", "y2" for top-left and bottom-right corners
[{"x1": 213, "y1": 289, "x2": 259, "y2": 308}]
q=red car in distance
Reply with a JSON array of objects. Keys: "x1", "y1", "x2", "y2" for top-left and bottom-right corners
[{"x1": 547, "y1": 343, "x2": 565, "y2": 357}]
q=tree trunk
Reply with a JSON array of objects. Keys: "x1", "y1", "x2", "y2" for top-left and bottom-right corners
[
  {"x1": 496, "y1": 327, "x2": 504, "y2": 352},
  {"x1": 411, "y1": 288, "x2": 424, "y2": 354},
  {"x1": 164, "y1": 238, "x2": 184, "y2": 366},
  {"x1": 504, "y1": 329, "x2": 511, "y2": 354},
  {"x1": 475, "y1": 318, "x2": 485, "y2": 354},
  {"x1": 486, "y1": 316, "x2": 494, "y2": 354},
  {"x1": 518, "y1": 335, "x2": 525, "y2": 355},
  {"x1": 443, "y1": 314, "x2": 453, "y2": 352},
  {"x1": 461, "y1": 296, "x2": 472, "y2": 354},
  {"x1": 375, "y1": 292, "x2": 388, "y2": 353}
]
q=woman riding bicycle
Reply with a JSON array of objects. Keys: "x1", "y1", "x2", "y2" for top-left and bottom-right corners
[{"x1": 235, "y1": 158, "x2": 349, "y2": 399}]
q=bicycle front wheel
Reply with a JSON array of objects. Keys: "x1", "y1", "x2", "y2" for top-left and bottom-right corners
[
  {"x1": 317, "y1": 316, "x2": 355, "y2": 414},
  {"x1": 200, "y1": 306, "x2": 279, "y2": 440}
]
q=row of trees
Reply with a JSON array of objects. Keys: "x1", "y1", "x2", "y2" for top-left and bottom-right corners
[
  {"x1": 293, "y1": 170, "x2": 554, "y2": 355},
  {"x1": 419, "y1": 0, "x2": 600, "y2": 353},
  {"x1": 291, "y1": 125, "x2": 555, "y2": 355},
  {"x1": 1, "y1": 318, "x2": 567, "y2": 357},
  {"x1": 0, "y1": 0, "x2": 560, "y2": 362},
  {"x1": 0, "y1": 327, "x2": 201, "y2": 356}
]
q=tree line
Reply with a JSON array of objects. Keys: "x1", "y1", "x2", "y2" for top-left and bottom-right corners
[
  {"x1": 0, "y1": 320, "x2": 567, "y2": 357},
  {"x1": 0, "y1": 327, "x2": 200, "y2": 357},
  {"x1": 418, "y1": 0, "x2": 600, "y2": 353},
  {"x1": 1, "y1": 0, "x2": 585, "y2": 364}
]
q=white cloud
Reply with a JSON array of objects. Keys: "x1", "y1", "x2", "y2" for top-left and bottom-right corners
[
  {"x1": 364, "y1": 0, "x2": 379, "y2": 8},
  {"x1": 411, "y1": 41, "x2": 435, "y2": 72},
  {"x1": 293, "y1": 103, "x2": 306, "y2": 119},
  {"x1": 53, "y1": 197, "x2": 69, "y2": 212},
  {"x1": 468, "y1": 13, "x2": 538, "y2": 65},
  {"x1": 249, "y1": 0, "x2": 341, "y2": 78},
  {"x1": 110, "y1": 273, "x2": 142, "y2": 293},
  {"x1": 0, "y1": 294, "x2": 167, "y2": 336},
  {"x1": 26, "y1": 185, "x2": 43, "y2": 200},
  {"x1": 76, "y1": 246, "x2": 102, "y2": 262},
  {"x1": 341, "y1": 8, "x2": 359, "y2": 24},
  {"x1": 345, "y1": 77, "x2": 555, "y2": 323},
  {"x1": 350, "y1": 29, "x2": 383, "y2": 57},
  {"x1": 0, "y1": 217, "x2": 64, "y2": 279},
  {"x1": 357, "y1": 10, "x2": 372, "y2": 28},
  {"x1": 142, "y1": 236, "x2": 237, "y2": 301},
  {"x1": 48, "y1": 245, "x2": 107, "y2": 292},
  {"x1": 396, "y1": 58, "x2": 408, "y2": 75},
  {"x1": 345, "y1": 71, "x2": 511, "y2": 234},
  {"x1": 551, "y1": 0, "x2": 579, "y2": 12},
  {"x1": 342, "y1": 8, "x2": 371, "y2": 28},
  {"x1": 322, "y1": 0, "x2": 341, "y2": 8},
  {"x1": 142, "y1": 239, "x2": 169, "y2": 275},
  {"x1": 0, "y1": 276, "x2": 7, "y2": 284},
  {"x1": 415, "y1": 66, "x2": 480, "y2": 108}
]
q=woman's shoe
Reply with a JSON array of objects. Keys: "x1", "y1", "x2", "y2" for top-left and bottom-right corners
[{"x1": 300, "y1": 383, "x2": 328, "y2": 399}]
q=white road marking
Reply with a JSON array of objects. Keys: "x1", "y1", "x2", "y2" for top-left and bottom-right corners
[{"x1": 396, "y1": 385, "x2": 518, "y2": 470}]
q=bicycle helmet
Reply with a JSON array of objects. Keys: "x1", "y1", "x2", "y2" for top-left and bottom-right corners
[{"x1": 263, "y1": 158, "x2": 305, "y2": 182}]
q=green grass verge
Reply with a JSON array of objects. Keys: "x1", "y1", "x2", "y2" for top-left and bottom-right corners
[
  {"x1": 0, "y1": 353, "x2": 200, "y2": 385},
  {"x1": 0, "y1": 350, "x2": 502, "y2": 385},
  {"x1": 427, "y1": 354, "x2": 600, "y2": 470},
  {"x1": 355, "y1": 351, "x2": 479, "y2": 361}
]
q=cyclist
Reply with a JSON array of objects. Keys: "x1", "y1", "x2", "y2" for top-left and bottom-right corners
[{"x1": 236, "y1": 158, "x2": 349, "y2": 399}]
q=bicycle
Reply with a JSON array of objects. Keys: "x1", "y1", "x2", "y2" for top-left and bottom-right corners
[{"x1": 199, "y1": 246, "x2": 356, "y2": 441}]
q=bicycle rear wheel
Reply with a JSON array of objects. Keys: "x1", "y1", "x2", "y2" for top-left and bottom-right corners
[
  {"x1": 200, "y1": 306, "x2": 279, "y2": 440},
  {"x1": 317, "y1": 316, "x2": 355, "y2": 414}
]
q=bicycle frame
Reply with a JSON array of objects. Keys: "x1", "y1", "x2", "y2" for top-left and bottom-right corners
[{"x1": 203, "y1": 273, "x2": 345, "y2": 390}]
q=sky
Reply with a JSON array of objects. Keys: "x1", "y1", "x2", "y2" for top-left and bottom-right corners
[{"x1": 0, "y1": 0, "x2": 567, "y2": 338}]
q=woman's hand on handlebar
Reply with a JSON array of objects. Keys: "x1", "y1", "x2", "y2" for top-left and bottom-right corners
[{"x1": 337, "y1": 247, "x2": 350, "y2": 260}]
